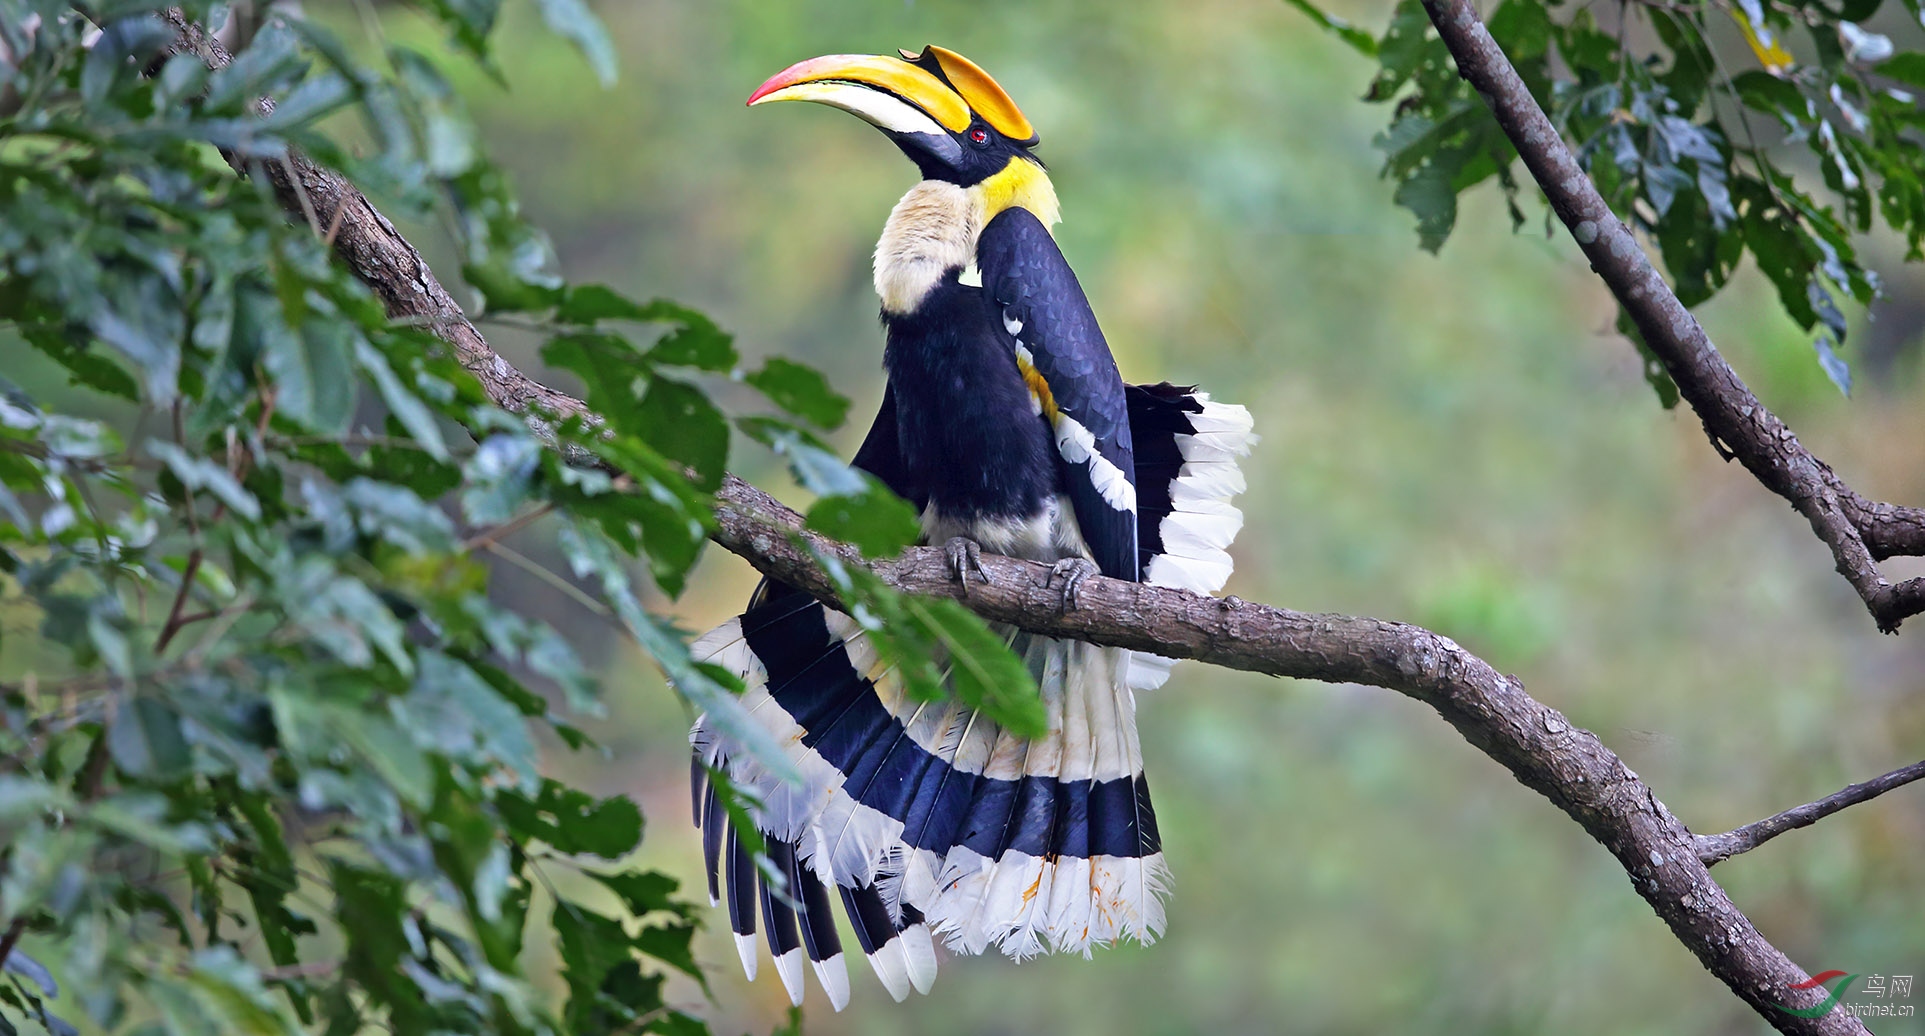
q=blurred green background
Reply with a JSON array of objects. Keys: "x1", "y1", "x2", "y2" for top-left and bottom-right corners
[{"x1": 334, "y1": 0, "x2": 1925, "y2": 1031}]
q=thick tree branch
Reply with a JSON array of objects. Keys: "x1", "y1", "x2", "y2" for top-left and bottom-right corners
[
  {"x1": 1414, "y1": 0, "x2": 1925, "y2": 633},
  {"x1": 1697, "y1": 758, "x2": 1925, "y2": 867},
  {"x1": 162, "y1": 11, "x2": 1872, "y2": 1033}
]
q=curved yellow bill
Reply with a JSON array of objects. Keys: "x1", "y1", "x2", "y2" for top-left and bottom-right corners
[{"x1": 747, "y1": 53, "x2": 972, "y2": 133}]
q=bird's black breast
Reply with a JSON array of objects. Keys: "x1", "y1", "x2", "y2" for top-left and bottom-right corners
[{"x1": 882, "y1": 273, "x2": 1057, "y2": 525}]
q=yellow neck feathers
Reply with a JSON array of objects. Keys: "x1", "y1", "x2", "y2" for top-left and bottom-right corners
[{"x1": 973, "y1": 157, "x2": 1060, "y2": 228}]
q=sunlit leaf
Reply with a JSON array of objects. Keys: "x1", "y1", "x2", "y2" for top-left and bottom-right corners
[
  {"x1": 743, "y1": 357, "x2": 849, "y2": 429},
  {"x1": 533, "y1": 0, "x2": 619, "y2": 86}
]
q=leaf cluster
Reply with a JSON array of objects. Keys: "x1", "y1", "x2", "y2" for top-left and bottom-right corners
[
  {"x1": 1295, "y1": 0, "x2": 1925, "y2": 398},
  {"x1": 0, "y1": 1, "x2": 1035, "y2": 1033}
]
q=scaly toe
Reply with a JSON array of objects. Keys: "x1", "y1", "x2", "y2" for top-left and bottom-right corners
[
  {"x1": 944, "y1": 536, "x2": 991, "y2": 589},
  {"x1": 1048, "y1": 557, "x2": 1099, "y2": 611}
]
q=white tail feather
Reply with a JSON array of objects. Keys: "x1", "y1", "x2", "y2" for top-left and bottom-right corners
[
  {"x1": 772, "y1": 947, "x2": 805, "y2": 1006},
  {"x1": 733, "y1": 932, "x2": 760, "y2": 982},
  {"x1": 863, "y1": 939, "x2": 913, "y2": 1002},
  {"x1": 812, "y1": 953, "x2": 850, "y2": 1012},
  {"x1": 901, "y1": 923, "x2": 939, "y2": 994}
]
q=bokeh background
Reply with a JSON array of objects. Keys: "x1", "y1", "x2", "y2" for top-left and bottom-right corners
[{"x1": 338, "y1": 1, "x2": 1925, "y2": 1031}]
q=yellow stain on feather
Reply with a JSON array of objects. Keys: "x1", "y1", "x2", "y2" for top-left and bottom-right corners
[{"x1": 1014, "y1": 350, "x2": 1058, "y2": 420}]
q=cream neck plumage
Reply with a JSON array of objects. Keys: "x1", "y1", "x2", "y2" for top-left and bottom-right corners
[{"x1": 873, "y1": 158, "x2": 1060, "y2": 316}]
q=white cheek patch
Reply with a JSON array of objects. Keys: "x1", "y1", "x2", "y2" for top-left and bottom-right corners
[{"x1": 760, "y1": 81, "x2": 952, "y2": 138}]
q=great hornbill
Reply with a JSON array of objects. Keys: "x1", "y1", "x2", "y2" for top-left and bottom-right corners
[{"x1": 688, "y1": 46, "x2": 1256, "y2": 1010}]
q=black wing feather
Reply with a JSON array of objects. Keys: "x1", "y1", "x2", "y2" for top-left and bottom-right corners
[{"x1": 976, "y1": 206, "x2": 1138, "y2": 580}]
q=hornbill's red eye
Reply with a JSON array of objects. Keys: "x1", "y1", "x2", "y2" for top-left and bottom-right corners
[{"x1": 968, "y1": 127, "x2": 989, "y2": 144}]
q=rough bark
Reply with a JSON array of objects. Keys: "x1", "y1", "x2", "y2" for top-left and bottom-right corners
[
  {"x1": 157, "y1": 9, "x2": 1892, "y2": 1032},
  {"x1": 1412, "y1": 0, "x2": 1925, "y2": 633}
]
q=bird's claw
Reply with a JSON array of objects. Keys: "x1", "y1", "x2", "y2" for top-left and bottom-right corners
[
  {"x1": 1047, "y1": 557, "x2": 1099, "y2": 611},
  {"x1": 944, "y1": 537, "x2": 991, "y2": 589}
]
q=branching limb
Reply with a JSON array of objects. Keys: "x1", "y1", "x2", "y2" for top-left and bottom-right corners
[
  {"x1": 156, "y1": 9, "x2": 1872, "y2": 1033},
  {"x1": 1414, "y1": 0, "x2": 1925, "y2": 633},
  {"x1": 1697, "y1": 758, "x2": 1925, "y2": 867}
]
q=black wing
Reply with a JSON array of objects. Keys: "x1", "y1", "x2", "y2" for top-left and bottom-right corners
[
  {"x1": 976, "y1": 206, "x2": 1138, "y2": 581},
  {"x1": 849, "y1": 382, "x2": 924, "y2": 511}
]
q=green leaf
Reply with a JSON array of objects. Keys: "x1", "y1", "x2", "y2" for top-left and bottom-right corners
[
  {"x1": 1488, "y1": 0, "x2": 1552, "y2": 62},
  {"x1": 555, "y1": 284, "x2": 653, "y2": 324},
  {"x1": 392, "y1": 48, "x2": 476, "y2": 178},
  {"x1": 907, "y1": 598, "x2": 1047, "y2": 738},
  {"x1": 1394, "y1": 163, "x2": 1460, "y2": 253},
  {"x1": 245, "y1": 290, "x2": 356, "y2": 433},
  {"x1": 202, "y1": 24, "x2": 304, "y2": 115},
  {"x1": 20, "y1": 330, "x2": 141, "y2": 401},
  {"x1": 1616, "y1": 307, "x2": 1681, "y2": 409},
  {"x1": 805, "y1": 478, "x2": 921, "y2": 558},
  {"x1": 743, "y1": 357, "x2": 849, "y2": 429},
  {"x1": 261, "y1": 71, "x2": 355, "y2": 132},
  {"x1": 177, "y1": 946, "x2": 306, "y2": 1036},
  {"x1": 85, "y1": 794, "x2": 213, "y2": 855},
  {"x1": 590, "y1": 871, "x2": 688, "y2": 920},
  {"x1": 329, "y1": 861, "x2": 431, "y2": 1032},
  {"x1": 1731, "y1": 69, "x2": 1805, "y2": 113},
  {"x1": 554, "y1": 902, "x2": 633, "y2": 1030},
  {"x1": 148, "y1": 440, "x2": 263, "y2": 521},
  {"x1": 354, "y1": 343, "x2": 450, "y2": 461},
  {"x1": 818, "y1": 555, "x2": 1044, "y2": 737},
  {"x1": 91, "y1": 272, "x2": 184, "y2": 405},
  {"x1": 1882, "y1": 52, "x2": 1925, "y2": 88},
  {"x1": 418, "y1": 0, "x2": 503, "y2": 67},
  {"x1": 1815, "y1": 335, "x2": 1854, "y2": 395},
  {"x1": 107, "y1": 697, "x2": 193, "y2": 782},
  {"x1": 401, "y1": 651, "x2": 540, "y2": 791},
  {"x1": 643, "y1": 305, "x2": 738, "y2": 372},
  {"x1": 635, "y1": 377, "x2": 729, "y2": 492},
  {"x1": 498, "y1": 779, "x2": 643, "y2": 858},
  {"x1": 633, "y1": 921, "x2": 704, "y2": 984},
  {"x1": 533, "y1": 0, "x2": 619, "y2": 86},
  {"x1": 0, "y1": 775, "x2": 71, "y2": 823},
  {"x1": 543, "y1": 331, "x2": 646, "y2": 424},
  {"x1": 1278, "y1": 0, "x2": 1379, "y2": 56},
  {"x1": 558, "y1": 518, "x2": 797, "y2": 782},
  {"x1": 462, "y1": 260, "x2": 562, "y2": 314}
]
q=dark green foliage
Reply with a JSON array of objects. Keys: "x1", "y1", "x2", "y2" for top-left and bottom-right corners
[
  {"x1": 1293, "y1": 0, "x2": 1925, "y2": 398},
  {"x1": 1, "y1": 5, "x2": 1037, "y2": 1032}
]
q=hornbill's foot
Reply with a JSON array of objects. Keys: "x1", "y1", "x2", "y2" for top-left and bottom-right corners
[
  {"x1": 1047, "y1": 557, "x2": 1100, "y2": 611},
  {"x1": 944, "y1": 537, "x2": 991, "y2": 589}
]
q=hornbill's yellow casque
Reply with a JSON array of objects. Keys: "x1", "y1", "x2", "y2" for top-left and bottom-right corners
[{"x1": 689, "y1": 46, "x2": 1256, "y2": 1010}]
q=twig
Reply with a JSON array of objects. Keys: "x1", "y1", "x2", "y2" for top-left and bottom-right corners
[
  {"x1": 1696, "y1": 758, "x2": 1925, "y2": 866},
  {"x1": 279, "y1": 155, "x2": 323, "y2": 237},
  {"x1": 1413, "y1": 0, "x2": 1925, "y2": 633},
  {"x1": 459, "y1": 502, "x2": 556, "y2": 552},
  {"x1": 153, "y1": 549, "x2": 204, "y2": 654},
  {"x1": 476, "y1": 541, "x2": 612, "y2": 619},
  {"x1": 0, "y1": 919, "x2": 26, "y2": 977},
  {"x1": 184, "y1": 592, "x2": 257, "y2": 666}
]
